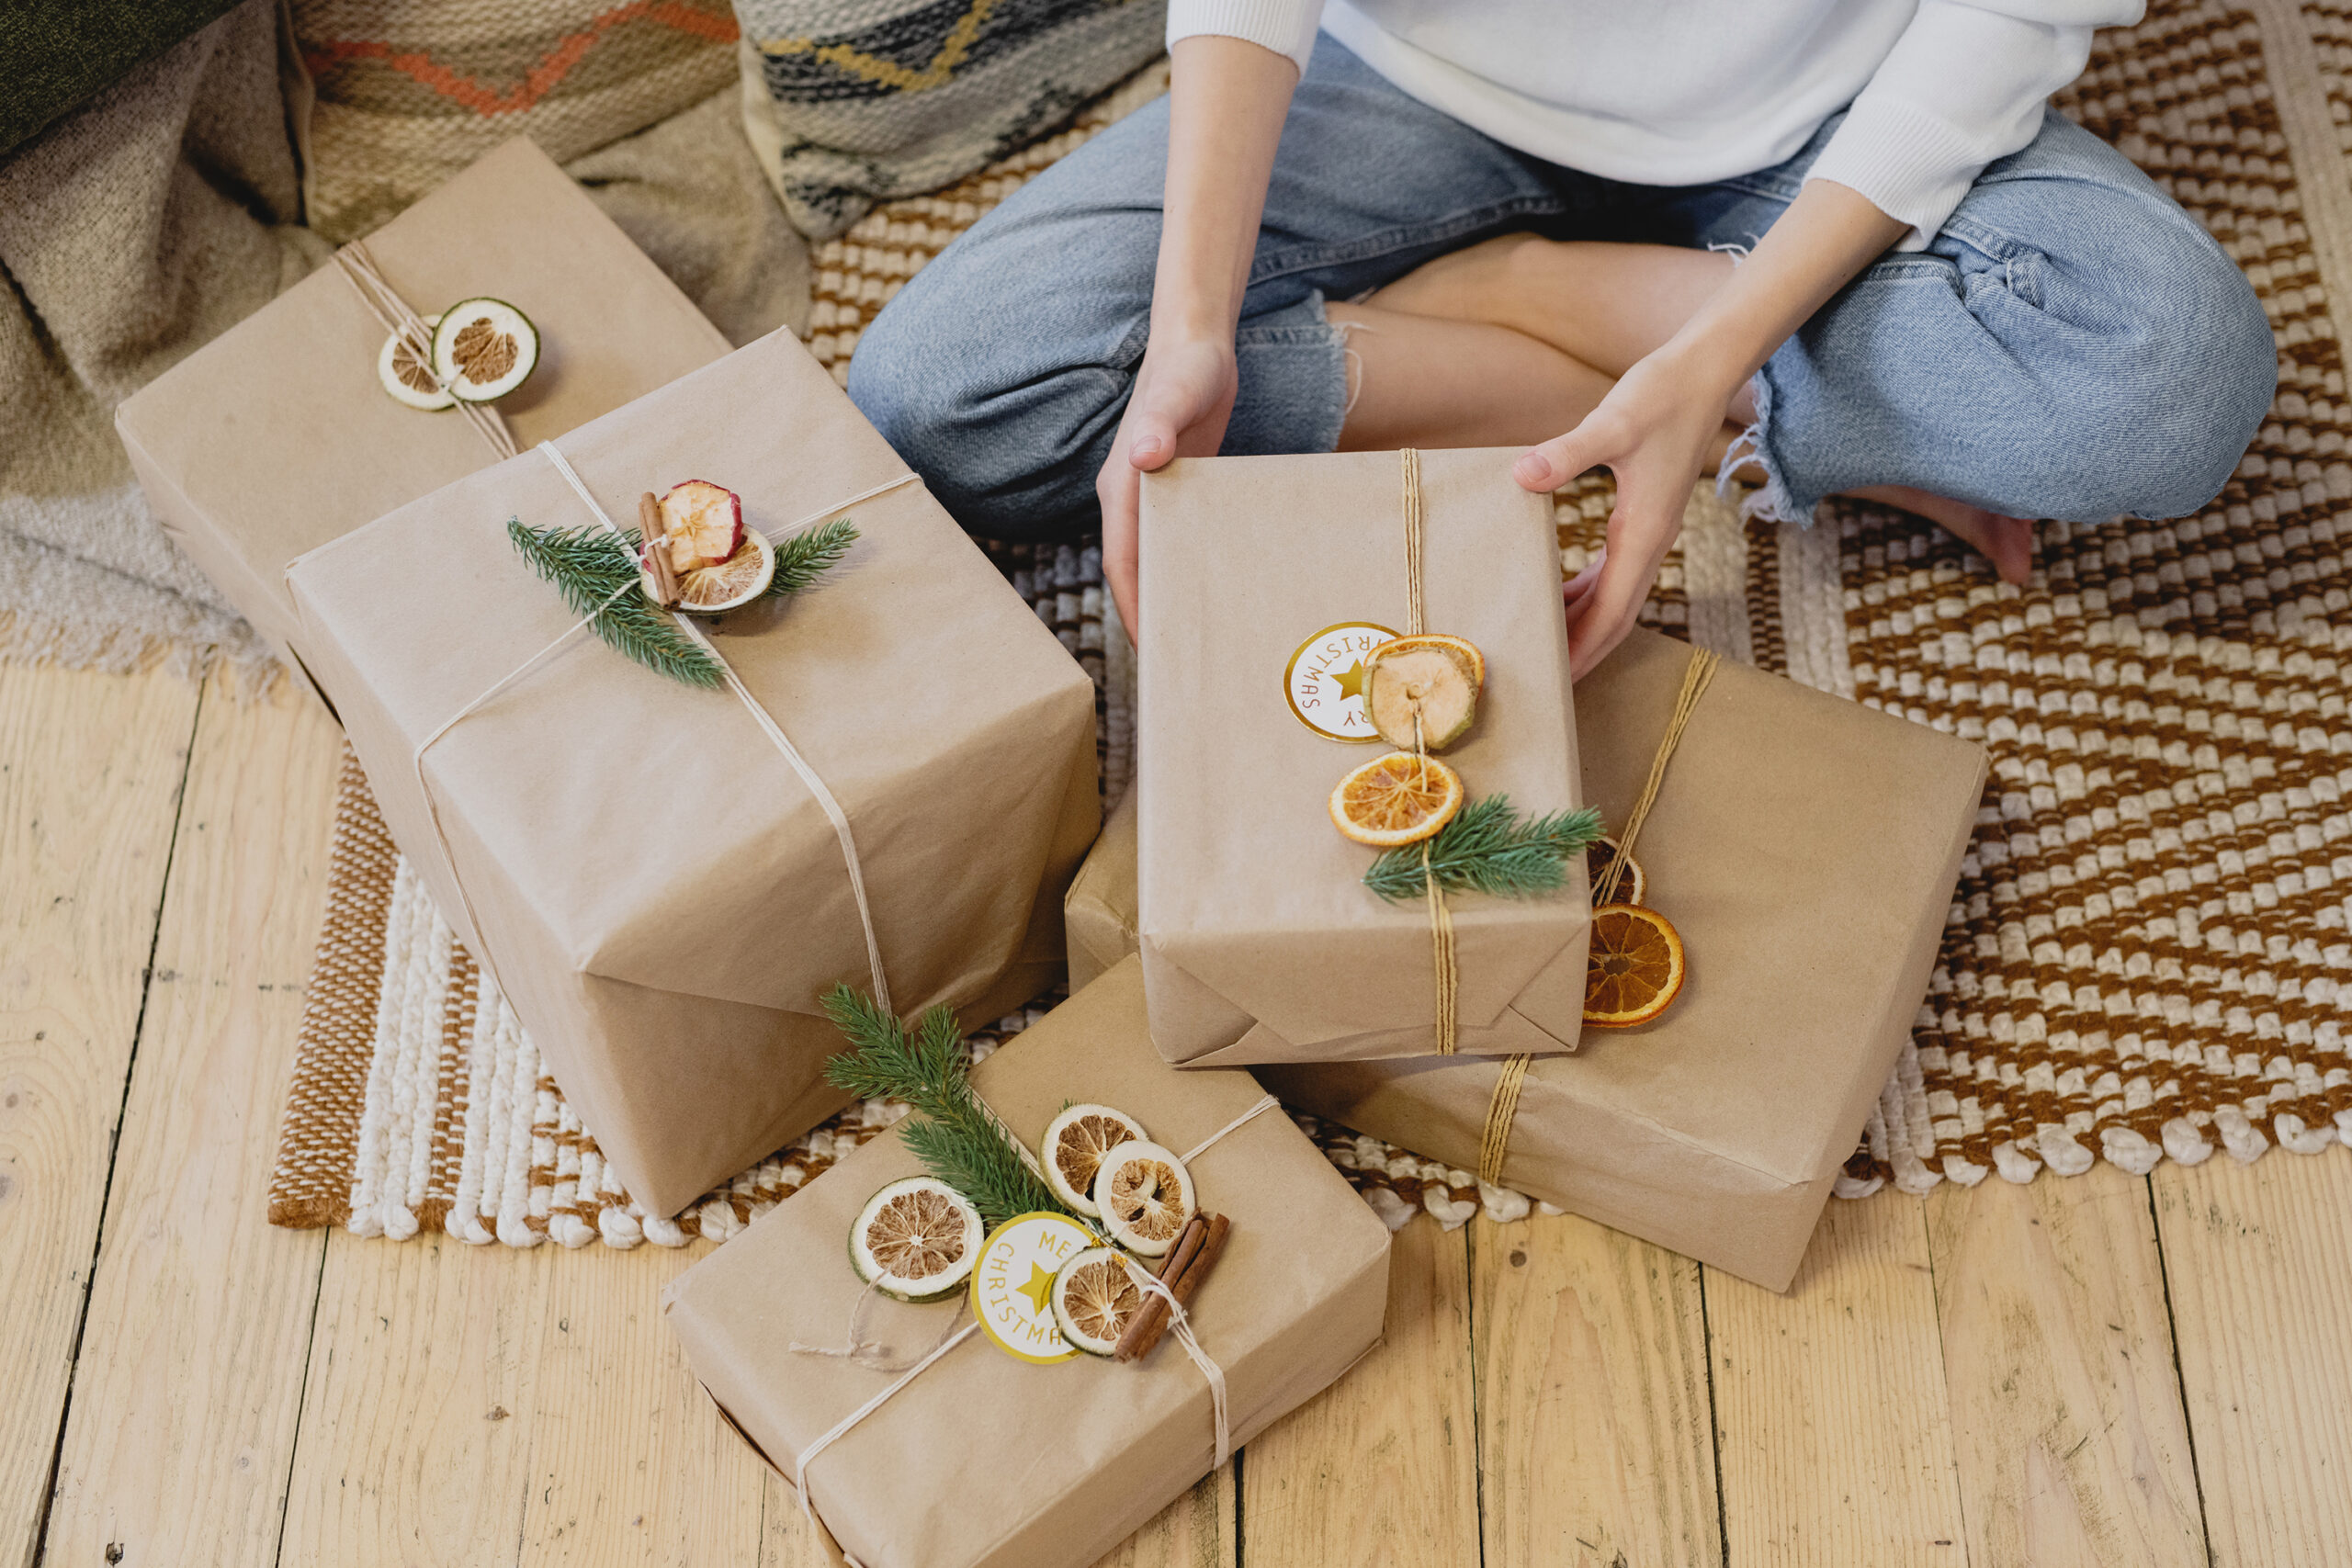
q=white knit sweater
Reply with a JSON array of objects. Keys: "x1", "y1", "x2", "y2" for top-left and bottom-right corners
[{"x1": 1168, "y1": 0, "x2": 2142, "y2": 248}]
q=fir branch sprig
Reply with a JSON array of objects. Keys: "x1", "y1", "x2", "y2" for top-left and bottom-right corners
[
  {"x1": 505, "y1": 520, "x2": 721, "y2": 688},
  {"x1": 821, "y1": 985, "x2": 1069, "y2": 1230},
  {"x1": 767, "y1": 516, "x2": 859, "y2": 598},
  {"x1": 1363, "y1": 794, "x2": 1607, "y2": 903}
]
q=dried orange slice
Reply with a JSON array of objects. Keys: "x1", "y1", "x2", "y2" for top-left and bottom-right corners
[
  {"x1": 1329, "y1": 750, "x2": 1464, "y2": 847},
  {"x1": 1583, "y1": 903, "x2": 1685, "y2": 1028},
  {"x1": 674, "y1": 531, "x2": 775, "y2": 614},
  {"x1": 1585, "y1": 836, "x2": 1645, "y2": 906}
]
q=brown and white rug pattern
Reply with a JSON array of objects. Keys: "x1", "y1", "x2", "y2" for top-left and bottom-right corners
[{"x1": 270, "y1": 0, "x2": 2349, "y2": 1248}]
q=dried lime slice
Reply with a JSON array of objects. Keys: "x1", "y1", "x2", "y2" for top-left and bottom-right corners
[
  {"x1": 1039, "y1": 1103, "x2": 1150, "y2": 1218},
  {"x1": 1093, "y1": 1140, "x2": 1197, "y2": 1258},
  {"x1": 1051, "y1": 1247, "x2": 1145, "y2": 1357},
  {"x1": 849, "y1": 1176, "x2": 982, "y2": 1303},
  {"x1": 431, "y1": 298, "x2": 538, "y2": 402},
  {"x1": 377, "y1": 314, "x2": 452, "y2": 411}
]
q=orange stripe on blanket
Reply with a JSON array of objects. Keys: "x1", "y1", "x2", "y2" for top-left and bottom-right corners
[{"x1": 303, "y1": 1, "x2": 739, "y2": 118}]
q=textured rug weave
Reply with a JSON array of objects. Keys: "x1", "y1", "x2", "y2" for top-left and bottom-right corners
[{"x1": 270, "y1": 0, "x2": 2350, "y2": 1249}]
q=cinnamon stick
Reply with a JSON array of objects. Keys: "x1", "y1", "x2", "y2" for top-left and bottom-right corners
[
  {"x1": 638, "y1": 491, "x2": 678, "y2": 605},
  {"x1": 1117, "y1": 1212, "x2": 1230, "y2": 1364},
  {"x1": 1113, "y1": 1214, "x2": 1205, "y2": 1363}
]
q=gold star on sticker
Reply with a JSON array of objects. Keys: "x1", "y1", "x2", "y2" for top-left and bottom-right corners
[
  {"x1": 1017, "y1": 1261, "x2": 1057, "y2": 1315},
  {"x1": 1329, "y1": 658, "x2": 1369, "y2": 703}
]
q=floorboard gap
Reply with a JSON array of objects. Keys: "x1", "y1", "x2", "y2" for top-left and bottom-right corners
[
  {"x1": 28, "y1": 677, "x2": 209, "y2": 1568},
  {"x1": 2143, "y1": 1175, "x2": 2218, "y2": 1568}
]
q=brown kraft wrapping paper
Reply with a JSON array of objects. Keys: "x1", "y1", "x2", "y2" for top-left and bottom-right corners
[
  {"x1": 116, "y1": 138, "x2": 732, "y2": 700},
  {"x1": 662, "y1": 957, "x2": 1393, "y2": 1568},
  {"x1": 1136, "y1": 447, "x2": 1589, "y2": 1066},
  {"x1": 283, "y1": 329, "x2": 1099, "y2": 1217},
  {"x1": 1080, "y1": 628, "x2": 1988, "y2": 1291}
]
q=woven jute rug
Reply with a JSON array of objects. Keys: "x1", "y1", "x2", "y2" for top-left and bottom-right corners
[{"x1": 270, "y1": 0, "x2": 2349, "y2": 1248}]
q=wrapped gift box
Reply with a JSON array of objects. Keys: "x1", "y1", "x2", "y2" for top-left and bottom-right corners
[
  {"x1": 1076, "y1": 628, "x2": 1986, "y2": 1290},
  {"x1": 663, "y1": 956, "x2": 1393, "y2": 1568},
  {"x1": 283, "y1": 329, "x2": 1099, "y2": 1216},
  {"x1": 1136, "y1": 447, "x2": 1589, "y2": 1066},
  {"x1": 117, "y1": 138, "x2": 730, "y2": 700}
]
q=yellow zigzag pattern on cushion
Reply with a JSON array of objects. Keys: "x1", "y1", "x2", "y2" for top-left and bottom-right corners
[{"x1": 755, "y1": 0, "x2": 1001, "y2": 93}]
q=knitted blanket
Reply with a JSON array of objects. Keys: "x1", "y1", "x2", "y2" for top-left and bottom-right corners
[{"x1": 0, "y1": 0, "x2": 808, "y2": 687}]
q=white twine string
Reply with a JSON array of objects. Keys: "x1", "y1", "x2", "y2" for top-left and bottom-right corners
[
  {"x1": 401, "y1": 442, "x2": 920, "y2": 1012},
  {"x1": 787, "y1": 1092, "x2": 1283, "y2": 1557},
  {"x1": 332, "y1": 242, "x2": 517, "y2": 459},
  {"x1": 1120, "y1": 1260, "x2": 1230, "y2": 1467}
]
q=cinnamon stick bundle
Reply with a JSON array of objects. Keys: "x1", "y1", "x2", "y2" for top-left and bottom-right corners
[
  {"x1": 639, "y1": 491, "x2": 679, "y2": 605},
  {"x1": 1114, "y1": 1212, "x2": 1230, "y2": 1363}
]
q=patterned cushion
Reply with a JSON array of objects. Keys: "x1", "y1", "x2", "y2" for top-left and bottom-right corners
[
  {"x1": 735, "y1": 0, "x2": 1166, "y2": 240},
  {"x1": 292, "y1": 0, "x2": 741, "y2": 242}
]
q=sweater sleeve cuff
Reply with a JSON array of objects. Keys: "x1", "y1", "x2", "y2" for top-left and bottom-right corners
[
  {"x1": 1167, "y1": 0, "x2": 1322, "y2": 76},
  {"x1": 1804, "y1": 96, "x2": 2002, "y2": 252}
]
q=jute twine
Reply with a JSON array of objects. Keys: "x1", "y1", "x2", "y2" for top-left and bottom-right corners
[
  {"x1": 1476, "y1": 647, "x2": 1721, "y2": 1186},
  {"x1": 1399, "y1": 449, "x2": 1462, "y2": 1052}
]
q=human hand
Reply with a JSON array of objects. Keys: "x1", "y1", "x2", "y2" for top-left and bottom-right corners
[
  {"x1": 1099, "y1": 333, "x2": 1237, "y2": 638},
  {"x1": 1513, "y1": 346, "x2": 1738, "y2": 675}
]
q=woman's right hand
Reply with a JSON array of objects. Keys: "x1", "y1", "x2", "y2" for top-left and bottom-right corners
[
  {"x1": 1098, "y1": 332, "x2": 1238, "y2": 637},
  {"x1": 1100, "y1": 33, "x2": 1299, "y2": 641}
]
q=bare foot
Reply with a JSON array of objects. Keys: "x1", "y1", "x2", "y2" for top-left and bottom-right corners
[{"x1": 1848, "y1": 484, "x2": 2036, "y2": 584}]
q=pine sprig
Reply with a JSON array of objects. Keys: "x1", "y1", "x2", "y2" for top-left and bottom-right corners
[
  {"x1": 1363, "y1": 794, "x2": 1607, "y2": 903},
  {"x1": 767, "y1": 516, "x2": 859, "y2": 598},
  {"x1": 504, "y1": 520, "x2": 722, "y2": 688},
  {"x1": 820, "y1": 985, "x2": 1069, "y2": 1230}
]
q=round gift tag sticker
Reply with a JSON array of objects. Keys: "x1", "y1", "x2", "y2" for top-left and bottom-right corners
[
  {"x1": 1283, "y1": 622, "x2": 1398, "y2": 741},
  {"x1": 969, "y1": 1212, "x2": 1094, "y2": 1364}
]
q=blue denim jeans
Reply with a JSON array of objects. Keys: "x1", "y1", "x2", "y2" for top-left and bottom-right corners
[{"x1": 850, "y1": 36, "x2": 2278, "y2": 543}]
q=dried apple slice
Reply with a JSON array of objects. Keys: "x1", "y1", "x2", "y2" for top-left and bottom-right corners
[
  {"x1": 1363, "y1": 634, "x2": 1482, "y2": 751},
  {"x1": 430, "y1": 298, "x2": 538, "y2": 402},
  {"x1": 660, "y1": 480, "x2": 744, "y2": 573},
  {"x1": 377, "y1": 314, "x2": 452, "y2": 411}
]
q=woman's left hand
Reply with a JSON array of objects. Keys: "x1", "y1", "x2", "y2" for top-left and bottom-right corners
[
  {"x1": 1511, "y1": 178, "x2": 1908, "y2": 676},
  {"x1": 1512, "y1": 344, "x2": 1743, "y2": 675}
]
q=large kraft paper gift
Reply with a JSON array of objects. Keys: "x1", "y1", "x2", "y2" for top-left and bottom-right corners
[
  {"x1": 118, "y1": 138, "x2": 729, "y2": 696},
  {"x1": 1137, "y1": 447, "x2": 1589, "y2": 1066},
  {"x1": 663, "y1": 956, "x2": 1392, "y2": 1568},
  {"x1": 1080, "y1": 628, "x2": 1988, "y2": 1291},
  {"x1": 282, "y1": 329, "x2": 1099, "y2": 1217}
]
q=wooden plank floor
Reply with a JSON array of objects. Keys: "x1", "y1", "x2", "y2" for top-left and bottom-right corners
[{"x1": 5, "y1": 659, "x2": 2350, "y2": 1567}]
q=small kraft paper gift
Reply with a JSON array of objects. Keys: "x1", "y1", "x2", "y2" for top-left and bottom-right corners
[
  {"x1": 1079, "y1": 628, "x2": 1988, "y2": 1291},
  {"x1": 663, "y1": 956, "x2": 1393, "y2": 1568},
  {"x1": 1137, "y1": 447, "x2": 1594, "y2": 1067},
  {"x1": 282, "y1": 328, "x2": 1099, "y2": 1217},
  {"x1": 117, "y1": 138, "x2": 730, "y2": 699}
]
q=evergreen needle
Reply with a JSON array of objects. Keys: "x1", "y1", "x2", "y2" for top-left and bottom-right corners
[
  {"x1": 767, "y1": 517, "x2": 860, "y2": 598},
  {"x1": 820, "y1": 985, "x2": 1069, "y2": 1230},
  {"x1": 504, "y1": 520, "x2": 722, "y2": 688},
  {"x1": 1363, "y1": 794, "x2": 1607, "y2": 902}
]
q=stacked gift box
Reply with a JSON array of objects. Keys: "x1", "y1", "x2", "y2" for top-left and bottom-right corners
[{"x1": 122, "y1": 137, "x2": 1987, "y2": 1568}]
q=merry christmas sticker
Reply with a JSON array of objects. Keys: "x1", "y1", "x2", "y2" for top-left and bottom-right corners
[
  {"x1": 1283, "y1": 622, "x2": 1398, "y2": 742},
  {"x1": 969, "y1": 1211, "x2": 1094, "y2": 1363}
]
